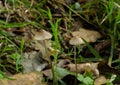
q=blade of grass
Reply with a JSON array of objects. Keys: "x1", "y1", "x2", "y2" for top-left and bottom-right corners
[
  {"x1": 108, "y1": 7, "x2": 120, "y2": 66},
  {"x1": 100, "y1": 0, "x2": 114, "y2": 24},
  {"x1": 82, "y1": 39, "x2": 101, "y2": 59},
  {"x1": 0, "y1": 20, "x2": 32, "y2": 28}
]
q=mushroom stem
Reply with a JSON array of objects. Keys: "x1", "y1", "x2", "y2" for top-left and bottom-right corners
[
  {"x1": 74, "y1": 46, "x2": 77, "y2": 85},
  {"x1": 41, "y1": 40, "x2": 52, "y2": 66},
  {"x1": 42, "y1": 40, "x2": 56, "y2": 85},
  {"x1": 43, "y1": 40, "x2": 50, "y2": 60}
]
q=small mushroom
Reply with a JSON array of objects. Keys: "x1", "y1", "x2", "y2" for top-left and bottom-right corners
[
  {"x1": 69, "y1": 28, "x2": 102, "y2": 81},
  {"x1": 34, "y1": 29, "x2": 52, "y2": 62},
  {"x1": 69, "y1": 36, "x2": 83, "y2": 82}
]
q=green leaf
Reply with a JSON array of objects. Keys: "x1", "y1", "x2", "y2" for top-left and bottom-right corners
[
  {"x1": 77, "y1": 74, "x2": 84, "y2": 81},
  {"x1": 106, "y1": 82, "x2": 113, "y2": 85},
  {"x1": 56, "y1": 67, "x2": 73, "y2": 79},
  {"x1": 83, "y1": 76, "x2": 93, "y2": 85}
]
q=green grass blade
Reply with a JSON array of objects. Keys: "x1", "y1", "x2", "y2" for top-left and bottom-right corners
[
  {"x1": 82, "y1": 39, "x2": 101, "y2": 59},
  {"x1": 0, "y1": 20, "x2": 31, "y2": 28}
]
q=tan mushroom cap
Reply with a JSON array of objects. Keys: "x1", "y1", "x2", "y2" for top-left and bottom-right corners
[
  {"x1": 69, "y1": 36, "x2": 84, "y2": 45},
  {"x1": 34, "y1": 29, "x2": 52, "y2": 40},
  {"x1": 71, "y1": 28, "x2": 101, "y2": 43}
]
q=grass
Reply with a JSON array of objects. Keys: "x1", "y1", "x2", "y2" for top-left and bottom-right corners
[
  {"x1": 82, "y1": 39, "x2": 101, "y2": 59},
  {"x1": 102, "y1": 0, "x2": 120, "y2": 66},
  {"x1": 0, "y1": 30, "x2": 24, "y2": 73},
  {"x1": 47, "y1": 8, "x2": 62, "y2": 85}
]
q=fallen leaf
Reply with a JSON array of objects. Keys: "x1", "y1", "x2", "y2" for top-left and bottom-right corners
[
  {"x1": 66, "y1": 62, "x2": 99, "y2": 77},
  {"x1": 42, "y1": 69, "x2": 53, "y2": 79},
  {"x1": 0, "y1": 72, "x2": 47, "y2": 85},
  {"x1": 71, "y1": 28, "x2": 101, "y2": 43},
  {"x1": 94, "y1": 76, "x2": 107, "y2": 85},
  {"x1": 22, "y1": 51, "x2": 48, "y2": 73},
  {"x1": 43, "y1": 67, "x2": 73, "y2": 79},
  {"x1": 57, "y1": 59, "x2": 71, "y2": 67}
]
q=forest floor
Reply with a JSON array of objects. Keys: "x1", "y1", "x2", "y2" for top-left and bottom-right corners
[{"x1": 0, "y1": 0, "x2": 120, "y2": 85}]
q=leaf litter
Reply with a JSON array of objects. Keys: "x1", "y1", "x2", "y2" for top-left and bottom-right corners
[{"x1": 0, "y1": 0, "x2": 120, "y2": 85}]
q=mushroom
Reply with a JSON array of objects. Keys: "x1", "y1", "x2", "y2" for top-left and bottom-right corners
[
  {"x1": 69, "y1": 28, "x2": 102, "y2": 68},
  {"x1": 34, "y1": 29, "x2": 52, "y2": 41},
  {"x1": 69, "y1": 28, "x2": 102, "y2": 83},
  {"x1": 69, "y1": 36, "x2": 83, "y2": 84},
  {"x1": 34, "y1": 29, "x2": 52, "y2": 62}
]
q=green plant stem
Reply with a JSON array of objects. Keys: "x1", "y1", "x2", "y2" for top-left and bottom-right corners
[
  {"x1": 42, "y1": 40, "x2": 56, "y2": 85},
  {"x1": 74, "y1": 46, "x2": 77, "y2": 85},
  {"x1": 108, "y1": 35, "x2": 114, "y2": 66}
]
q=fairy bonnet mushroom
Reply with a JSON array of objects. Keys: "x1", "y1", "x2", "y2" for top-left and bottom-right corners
[
  {"x1": 34, "y1": 29, "x2": 52, "y2": 41},
  {"x1": 69, "y1": 28, "x2": 102, "y2": 77},
  {"x1": 34, "y1": 29, "x2": 52, "y2": 61}
]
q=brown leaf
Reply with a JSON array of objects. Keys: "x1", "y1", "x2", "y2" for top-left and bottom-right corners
[
  {"x1": 71, "y1": 28, "x2": 102, "y2": 43},
  {"x1": 42, "y1": 69, "x2": 53, "y2": 79},
  {"x1": 57, "y1": 59, "x2": 71, "y2": 67},
  {"x1": 0, "y1": 72, "x2": 47, "y2": 85},
  {"x1": 94, "y1": 76, "x2": 107, "y2": 85},
  {"x1": 66, "y1": 62, "x2": 99, "y2": 77}
]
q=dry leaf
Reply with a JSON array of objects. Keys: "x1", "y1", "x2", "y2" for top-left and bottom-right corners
[
  {"x1": 22, "y1": 51, "x2": 48, "y2": 73},
  {"x1": 66, "y1": 62, "x2": 99, "y2": 77},
  {"x1": 94, "y1": 76, "x2": 107, "y2": 85},
  {"x1": 42, "y1": 69, "x2": 53, "y2": 79},
  {"x1": 0, "y1": 72, "x2": 47, "y2": 85},
  {"x1": 71, "y1": 28, "x2": 101, "y2": 43},
  {"x1": 57, "y1": 59, "x2": 71, "y2": 67}
]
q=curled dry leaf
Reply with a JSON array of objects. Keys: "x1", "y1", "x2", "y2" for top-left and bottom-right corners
[
  {"x1": 71, "y1": 28, "x2": 102, "y2": 43},
  {"x1": 0, "y1": 72, "x2": 47, "y2": 85},
  {"x1": 94, "y1": 76, "x2": 107, "y2": 85},
  {"x1": 66, "y1": 62, "x2": 99, "y2": 77}
]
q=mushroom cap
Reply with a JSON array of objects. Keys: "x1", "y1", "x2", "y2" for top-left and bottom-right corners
[
  {"x1": 34, "y1": 29, "x2": 52, "y2": 40},
  {"x1": 69, "y1": 36, "x2": 84, "y2": 45},
  {"x1": 71, "y1": 28, "x2": 101, "y2": 43}
]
